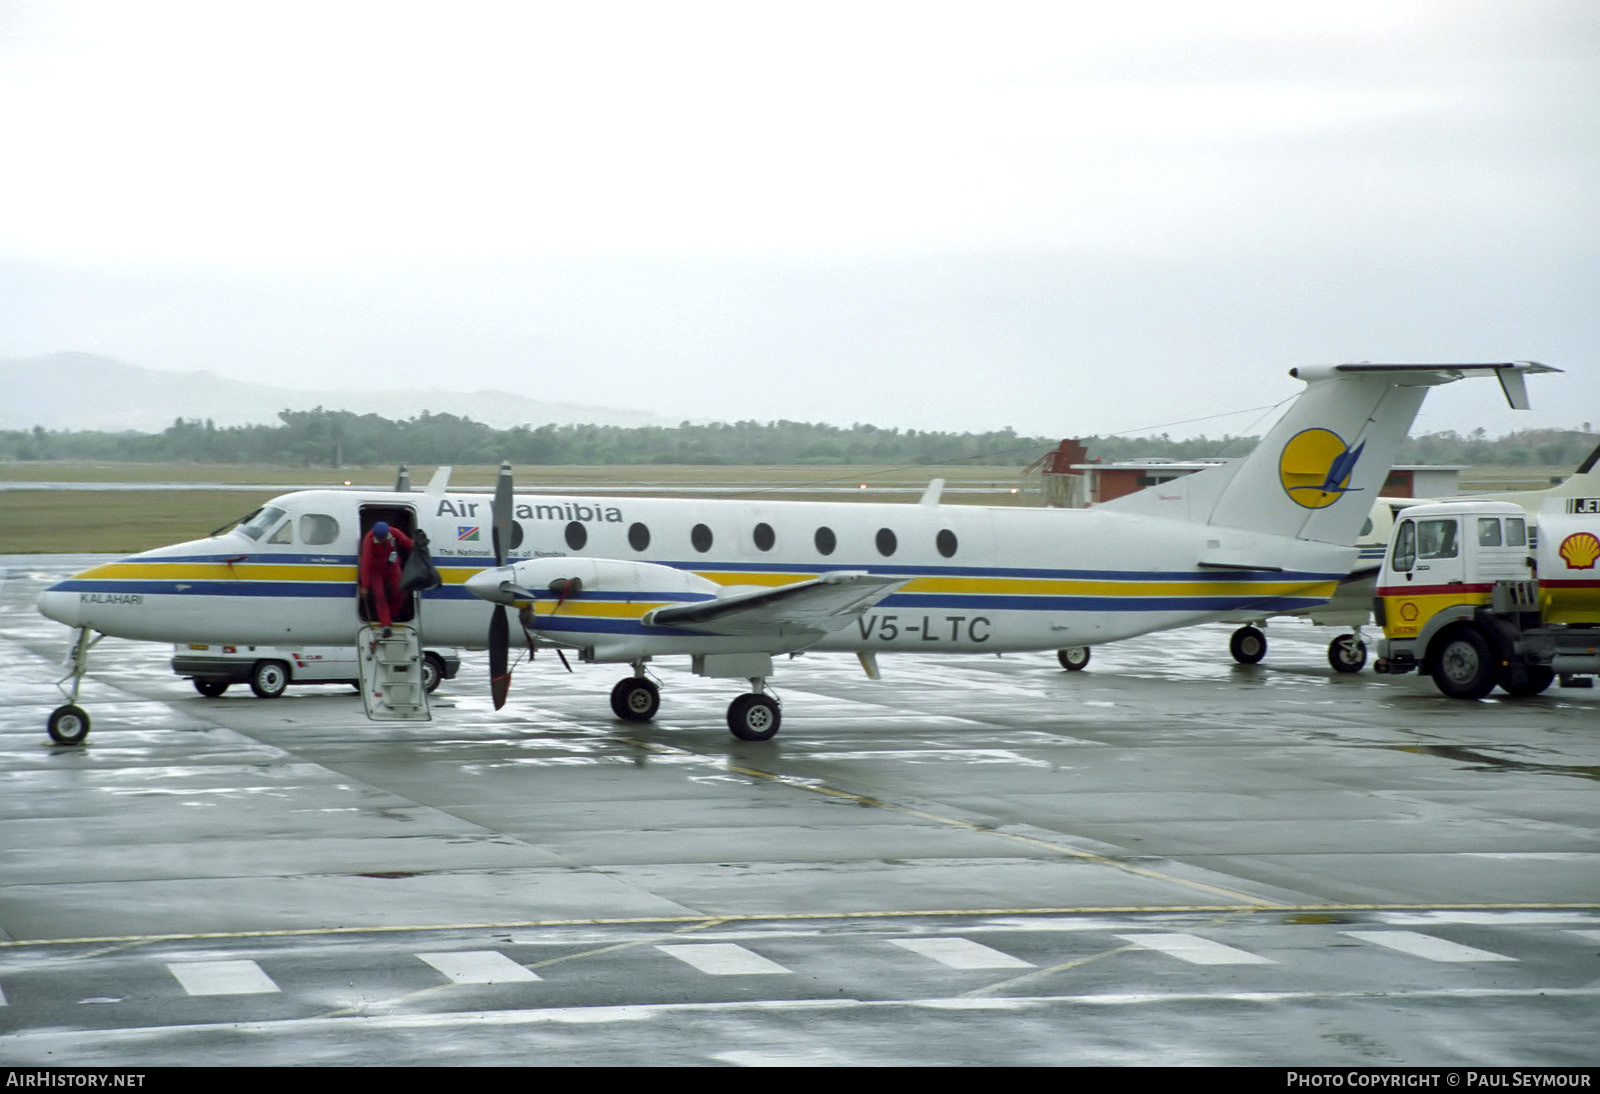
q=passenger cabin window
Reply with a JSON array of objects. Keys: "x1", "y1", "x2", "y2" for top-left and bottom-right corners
[
  {"x1": 1417, "y1": 519, "x2": 1459, "y2": 560},
  {"x1": 691, "y1": 524, "x2": 713, "y2": 553},
  {"x1": 564, "y1": 521, "x2": 587, "y2": 551},
  {"x1": 1477, "y1": 518, "x2": 1502, "y2": 547},
  {"x1": 753, "y1": 522, "x2": 775, "y2": 551},
  {"x1": 1391, "y1": 520, "x2": 1416, "y2": 572},
  {"x1": 814, "y1": 527, "x2": 836, "y2": 556},
  {"x1": 238, "y1": 506, "x2": 286, "y2": 541},
  {"x1": 628, "y1": 522, "x2": 650, "y2": 551},
  {"x1": 876, "y1": 528, "x2": 897, "y2": 557},
  {"x1": 267, "y1": 521, "x2": 293, "y2": 545},
  {"x1": 936, "y1": 529, "x2": 957, "y2": 558},
  {"x1": 299, "y1": 514, "x2": 339, "y2": 546},
  {"x1": 1506, "y1": 518, "x2": 1527, "y2": 547}
]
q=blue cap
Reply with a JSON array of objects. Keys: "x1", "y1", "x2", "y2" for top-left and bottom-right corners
[{"x1": 373, "y1": 521, "x2": 390, "y2": 538}]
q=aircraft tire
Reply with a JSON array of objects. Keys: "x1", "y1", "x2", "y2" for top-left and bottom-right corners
[
  {"x1": 1057, "y1": 647, "x2": 1091, "y2": 671},
  {"x1": 1497, "y1": 664, "x2": 1554, "y2": 698},
  {"x1": 48, "y1": 704, "x2": 90, "y2": 745},
  {"x1": 1429, "y1": 626, "x2": 1497, "y2": 700},
  {"x1": 610, "y1": 677, "x2": 660, "y2": 722},
  {"x1": 1229, "y1": 626, "x2": 1267, "y2": 665},
  {"x1": 422, "y1": 653, "x2": 445, "y2": 694},
  {"x1": 1328, "y1": 635, "x2": 1367, "y2": 674},
  {"x1": 728, "y1": 693, "x2": 780, "y2": 741},
  {"x1": 193, "y1": 678, "x2": 230, "y2": 697},
  {"x1": 250, "y1": 660, "x2": 290, "y2": 699}
]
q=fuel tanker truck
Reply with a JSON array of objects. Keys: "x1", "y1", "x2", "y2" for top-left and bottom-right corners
[{"x1": 1373, "y1": 497, "x2": 1600, "y2": 698}]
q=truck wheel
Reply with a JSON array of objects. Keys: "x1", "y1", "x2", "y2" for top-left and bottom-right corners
[
  {"x1": 421, "y1": 653, "x2": 445, "y2": 694},
  {"x1": 194, "y1": 678, "x2": 229, "y2": 697},
  {"x1": 250, "y1": 660, "x2": 290, "y2": 699},
  {"x1": 1497, "y1": 664, "x2": 1554, "y2": 698},
  {"x1": 1429, "y1": 627, "x2": 1497, "y2": 700}
]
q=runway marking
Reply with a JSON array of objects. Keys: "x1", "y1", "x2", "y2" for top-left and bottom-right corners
[
  {"x1": 166, "y1": 959, "x2": 280, "y2": 995},
  {"x1": 891, "y1": 937, "x2": 1034, "y2": 969},
  {"x1": 416, "y1": 951, "x2": 541, "y2": 984},
  {"x1": 5, "y1": 903, "x2": 1598, "y2": 950},
  {"x1": 1114, "y1": 933, "x2": 1275, "y2": 965},
  {"x1": 1568, "y1": 930, "x2": 1600, "y2": 943},
  {"x1": 656, "y1": 943, "x2": 791, "y2": 976},
  {"x1": 1341, "y1": 930, "x2": 1516, "y2": 963},
  {"x1": 0, "y1": 982, "x2": 7, "y2": 1006}
]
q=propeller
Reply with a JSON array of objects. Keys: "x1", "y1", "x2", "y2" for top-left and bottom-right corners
[{"x1": 489, "y1": 461, "x2": 514, "y2": 709}]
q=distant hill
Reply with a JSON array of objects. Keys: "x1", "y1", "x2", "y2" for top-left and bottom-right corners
[{"x1": 0, "y1": 353, "x2": 671, "y2": 433}]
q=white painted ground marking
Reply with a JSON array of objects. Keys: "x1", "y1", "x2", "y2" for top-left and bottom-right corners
[
  {"x1": 891, "y1": 937, "x2": 1035, "y2": 970},
  {"x1": 167, "y1": 960, "x2": 281, "y2": 996},
  {"x1": 417, "y1": 951, "x2": 541, "y2": 984},
  {"x1": 0, "y1": 982, "x2": 7, "y2": 1006},
  {"x1": 655, "y1": 943, "x2": 792, "y2": 976},
  {"x1": 1567, "y1": 930, "x2": 1600, "y2": 944},
  {"x1": 1115, "y1": 933, "x2": 1275, "y2": 966},
  {"x1": 1342, "y1": 931, "x2": 1516, "y2": 963}
]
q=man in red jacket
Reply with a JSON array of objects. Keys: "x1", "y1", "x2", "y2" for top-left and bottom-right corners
[{"x1": 360, "y1": 521, "x2": 414, "y2": 635}]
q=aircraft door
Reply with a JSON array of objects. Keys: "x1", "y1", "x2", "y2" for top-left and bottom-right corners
[{"x1": 357, "y1": 504, "x2": 421, "y2": 626}]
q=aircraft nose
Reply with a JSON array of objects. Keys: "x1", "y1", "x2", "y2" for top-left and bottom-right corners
[
  {"x1": 37, "y1": 585, "x2": 83, "y2": 627},
  {"x1": 465, "y1": 565, "x2": 516, "y2": 605}
]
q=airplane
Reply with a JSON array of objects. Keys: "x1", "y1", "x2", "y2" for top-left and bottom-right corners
[{"x1": 35, "y1": 362, "x2": 1553, "y2": 746}]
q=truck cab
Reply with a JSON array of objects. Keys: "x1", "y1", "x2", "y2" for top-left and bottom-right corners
[{"x1": 1375, "y1": 497, "x2": 1600, "y2": 698}]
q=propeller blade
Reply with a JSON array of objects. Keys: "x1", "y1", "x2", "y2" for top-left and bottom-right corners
[
  {"x1": 492, "y1": 461, "x2": 513, "y2": 566},
  {"x1": 489, "y1": 604, "x2": 511, "y2": 709}
]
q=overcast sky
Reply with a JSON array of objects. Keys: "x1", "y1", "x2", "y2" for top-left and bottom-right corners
[{"x1": 2, "y1": 0, "x2": 1596, "y2": 439}]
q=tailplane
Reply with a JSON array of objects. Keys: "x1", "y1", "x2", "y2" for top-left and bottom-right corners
[{"x1": 1099, "y1": 363, "x2": 1556, "y2": 546}]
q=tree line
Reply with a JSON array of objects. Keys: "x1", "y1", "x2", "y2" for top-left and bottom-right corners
[{"x1": 1, "y1": 408, "x2": 1595, "y2": 469}]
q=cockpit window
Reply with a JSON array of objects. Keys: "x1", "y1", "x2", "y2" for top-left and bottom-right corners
[
  {"x1": 267, "y1": 521, "x2": 293, "y2": 545},
  {"x1": 299, "y1": 514, "x2": 339, "y2": 545},
  {"x1": 237, "y1": 506, "x2": 287, "y2": 542}
]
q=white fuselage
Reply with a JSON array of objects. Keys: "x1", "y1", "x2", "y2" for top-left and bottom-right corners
[{"x1": 38, "y1": 487, "x2": 1351, "y2": 661}]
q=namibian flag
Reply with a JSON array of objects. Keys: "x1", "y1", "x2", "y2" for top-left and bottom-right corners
[{"x1": 457, "y1": 526, "x2": 481, "y2": 542}]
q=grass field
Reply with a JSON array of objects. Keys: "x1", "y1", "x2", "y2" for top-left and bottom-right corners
[
  {"x1": 0, "y1": 462, "x2": 1035, "y2": 553},
  {"x1": 0, "y1": 461, "x2": 1576, "y2": 555}
]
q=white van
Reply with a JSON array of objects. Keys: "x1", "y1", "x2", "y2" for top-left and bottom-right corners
[{"x1": 172, "y1": 644, "x2": 460, "y2": 698}]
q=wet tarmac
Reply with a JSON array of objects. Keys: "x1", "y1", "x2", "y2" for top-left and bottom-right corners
[{"x1": 2, "y1": 555, "x2": 1597, "y2": 1066}]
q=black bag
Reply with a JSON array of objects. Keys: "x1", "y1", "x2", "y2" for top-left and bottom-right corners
[{"x1": 399, "y1": 528, "x2": 442, "y2": 594}]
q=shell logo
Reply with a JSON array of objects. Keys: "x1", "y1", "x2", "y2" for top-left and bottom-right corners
[
  {"x1": 1400, "y1": 602, "x2": 1419, "y2": 621},
  {"x1": 1279, "y1": 428, "x2": 1363, "y2": 510},
  {"x1": 1558, "y1": 531, "x2": 1600, "y2": 570}
]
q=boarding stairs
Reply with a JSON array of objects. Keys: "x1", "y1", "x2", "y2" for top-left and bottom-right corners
[{"x1": 356, "y1": 625, "x2": 431, "y2": 721}]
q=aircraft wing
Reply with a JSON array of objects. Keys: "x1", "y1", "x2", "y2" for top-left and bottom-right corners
[{"x1": 642, "y1": 571, "x2": 906, "y2": 638}]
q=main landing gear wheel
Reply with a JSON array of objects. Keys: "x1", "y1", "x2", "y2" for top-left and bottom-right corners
[
  {"x1": 1057, "y1": 647, "x2": 1091, "y2": 671},
  {"x1": 250, "y1": 660, "x2": 289, "y2": 699},
  {"x1": 48, "y1": 704, "x2": 90, "y2": 745},
  {"x1": 194, "y1": 678, "x2": 230, "y2": 697},
  {"x1": 1229, "y1": 625, "x2": 1267, "y2": 665},
  {"x1": 1497, "y1": 664, "x2": 1554, "y2": 697},
  {"x1": 1430, "y1": 626, "x2": 1497, "y2": 700},
  {"x1": 728, "y1": 693, "x2": 780, "y2": 741},
  {"x1": 610, "y1": 676, "x2": 661, "y2": 722},
  {"x1": 1328, "y1": 634, "x2": 1367, "y2": 674}
]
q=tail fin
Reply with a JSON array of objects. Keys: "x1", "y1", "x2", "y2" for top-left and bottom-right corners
[{"x1": 1099, "y1": 362, "x2": 1555, "y2": 545}]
